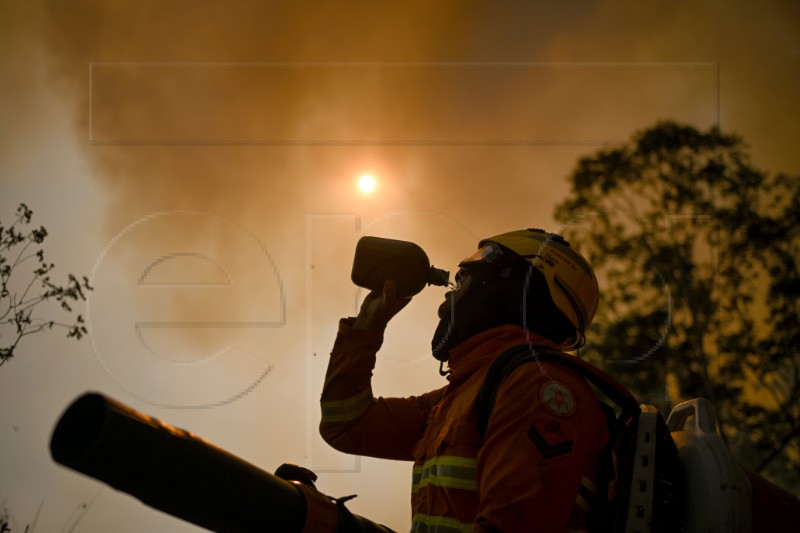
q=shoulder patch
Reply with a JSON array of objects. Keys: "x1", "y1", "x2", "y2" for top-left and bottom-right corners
[{"x1": 539, "y1": 380, "x2": 577, "y2": 417}]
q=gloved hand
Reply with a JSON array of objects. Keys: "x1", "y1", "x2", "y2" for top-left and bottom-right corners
[{"x1": 353, "y1": 279, "x2": 411, "y2": 332}]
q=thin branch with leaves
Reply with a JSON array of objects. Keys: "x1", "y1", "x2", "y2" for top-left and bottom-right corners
[{"x1": 0, "y1": 203, "x2": 93, "y2": 368}]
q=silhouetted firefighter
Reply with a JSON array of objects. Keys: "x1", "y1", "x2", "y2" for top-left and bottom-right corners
[{"x1": 50, "y1": 392, "x2": 394, "y2": 533}]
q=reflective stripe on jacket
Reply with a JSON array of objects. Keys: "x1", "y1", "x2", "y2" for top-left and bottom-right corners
[{"x1": 320, "y1": 319, "x2": 610, "y2": 532}]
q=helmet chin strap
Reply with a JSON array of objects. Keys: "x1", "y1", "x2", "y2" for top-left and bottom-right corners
[{"x1": 439, "y1": 360, "x2": 451, "y2": 377}]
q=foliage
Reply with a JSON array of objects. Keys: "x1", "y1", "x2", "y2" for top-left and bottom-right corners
[
  {"x1": 554, "y1": 121, "x2": 800, "y2": 491},
  {"x1": 0, "y1": 203, "x2": 93, "y2": 368}
]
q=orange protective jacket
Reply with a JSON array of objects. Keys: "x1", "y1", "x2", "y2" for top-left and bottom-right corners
[{"x1": 320, "y1": 319, "x2": 611, "y2": 533}]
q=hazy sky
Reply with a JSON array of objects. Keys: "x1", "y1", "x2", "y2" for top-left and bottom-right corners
[{"x1": 1, "y1": 1, "x2": 798, "y2": 531}]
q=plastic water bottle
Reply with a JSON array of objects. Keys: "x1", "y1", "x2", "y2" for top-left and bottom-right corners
[{"x1": 351, "y1": 236, "x2": 450, "y2": 297}]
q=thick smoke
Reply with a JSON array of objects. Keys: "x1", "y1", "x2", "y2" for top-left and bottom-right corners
[{"x1": 2, "y1": 1, "x2": 799, "y2": 530}]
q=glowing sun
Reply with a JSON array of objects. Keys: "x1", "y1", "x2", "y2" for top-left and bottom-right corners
[{"x1": 358, "y1": 175, "x2": 376, "y2": 193}]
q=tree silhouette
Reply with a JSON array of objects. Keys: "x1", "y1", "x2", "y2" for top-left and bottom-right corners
[
  {"x1": 0, "y1": 203, "x2": 93, "y2": 368},
  {"x1": 554, "y1": 121, "x2": 799, "y2": 492},
  {"x1": 0, "y1": 506, "x2": 9, "y2": 533}
]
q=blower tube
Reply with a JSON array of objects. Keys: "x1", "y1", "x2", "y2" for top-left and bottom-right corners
[{"x1": 50, "y1": 392, "x2": 394, "y2": 533}]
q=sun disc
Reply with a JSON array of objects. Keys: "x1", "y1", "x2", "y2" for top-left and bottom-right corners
[{"x1": 358, "y1": 175, "x2": 376, "y2": 193}]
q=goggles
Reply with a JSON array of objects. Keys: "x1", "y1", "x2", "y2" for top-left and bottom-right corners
[
  {"x1": 458, "y1": 242, "x2": 505, "y2": 267},
  {"x1": 459, "y1": 242, "x2": 542, "y2": 268}
]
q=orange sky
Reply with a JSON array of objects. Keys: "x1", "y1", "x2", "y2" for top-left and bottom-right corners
[{"x1": 1, "y1": 1, "x2": 798, "y2": 531}]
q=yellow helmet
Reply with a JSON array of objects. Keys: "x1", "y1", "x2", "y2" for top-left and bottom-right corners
[{"x1": 462, "y1": 228, "x2": 599, "y2": 347}]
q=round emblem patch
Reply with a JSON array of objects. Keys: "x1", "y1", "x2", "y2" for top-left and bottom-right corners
[{"x1": 539, "y1": 380, "x2": 577, "y2": 417}]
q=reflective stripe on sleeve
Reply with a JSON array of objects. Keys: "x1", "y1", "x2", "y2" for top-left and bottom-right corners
[
  {"x1": 575, "y1": 475, "x2": 597, "y2": 514},
  {"x1": 320, "y1": 387, "x2": 373, "y2": 423},
  {"x1": 411, "y1": 513, "x2": 474, "y2": 533},
  {"x1": 412, "y1": 455, "x2": 477, "y2": 494}
]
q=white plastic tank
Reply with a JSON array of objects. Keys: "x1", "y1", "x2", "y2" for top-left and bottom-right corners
[
  {"x1": 667, "y1": 398, "x2": 800, "y2": 532},
  {"x1": 667, "y1": 398, "x2": 753, "y2": 532}
]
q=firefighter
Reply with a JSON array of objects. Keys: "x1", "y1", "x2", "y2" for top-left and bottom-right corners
[{"x1": 320, "y1": 228, "x2": 611, "y2": 532}]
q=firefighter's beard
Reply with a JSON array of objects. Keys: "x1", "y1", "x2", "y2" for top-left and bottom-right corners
[{"x1": 431, "y1": 279, "x2": 502, "y2": 362}]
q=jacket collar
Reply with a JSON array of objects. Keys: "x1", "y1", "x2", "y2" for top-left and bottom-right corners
[{"x1": 446, "y1": 325, "x2": 560, "y2": 385}]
